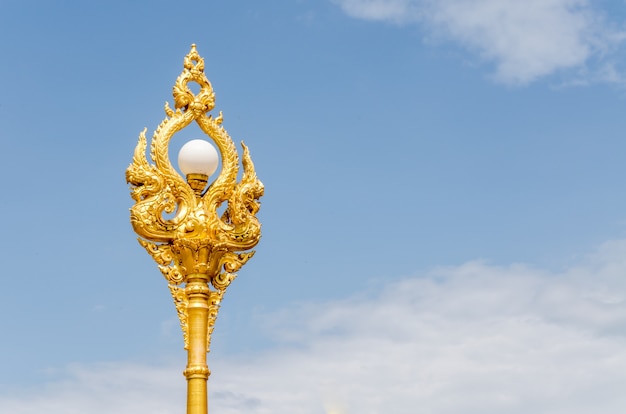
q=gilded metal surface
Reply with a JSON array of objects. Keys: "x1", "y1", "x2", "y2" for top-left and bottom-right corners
[{"x1": 126, "y1": 45, "x2": 263, "y2": 414}]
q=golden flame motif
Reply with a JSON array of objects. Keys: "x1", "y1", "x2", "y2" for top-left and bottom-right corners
[
  {"x1": 127, "y1": 44, "x2": 263, "y2": 259},
  {"x1": 126, "y1": 45, "x2": 263, "y2": 414}
]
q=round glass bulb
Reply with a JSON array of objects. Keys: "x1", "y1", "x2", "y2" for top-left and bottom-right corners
[{"x1": 178, "y1": 139, "x2": 219, "y2": 177}]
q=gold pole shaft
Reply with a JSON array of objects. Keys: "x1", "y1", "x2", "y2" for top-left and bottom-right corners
[{"x1": 184, "y1": 274, "x2": 211, "y2": 414}]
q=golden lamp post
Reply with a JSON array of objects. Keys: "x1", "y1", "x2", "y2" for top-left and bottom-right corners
[{"x1": 125, "y1": 45, "x2": 264, "y2": 414}]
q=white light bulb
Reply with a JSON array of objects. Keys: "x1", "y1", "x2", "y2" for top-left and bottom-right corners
[{"x1": 178, "y1": 139, "x2": 219, "y2": 177}]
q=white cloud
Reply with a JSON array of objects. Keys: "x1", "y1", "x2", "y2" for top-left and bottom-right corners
[
  {"x1": 3, "y1": 240, "x2": 626, "y2": 413},
  {"x1": 333, "y1": 0, "x2": 626, "y2": 85},
  {"x1": 0, "y1": 363, "x2": 185, "y2": 414}
]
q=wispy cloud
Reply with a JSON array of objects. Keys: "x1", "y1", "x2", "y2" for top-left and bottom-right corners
[
  {"x1": 3, "y1": 240, "x2": 626, "y2": 413},
  {"x1": 333, "y1": 0, "x2": 626, "y2": 85}
]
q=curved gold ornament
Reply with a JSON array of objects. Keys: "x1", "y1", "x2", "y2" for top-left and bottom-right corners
[{"x1": 126, "y1": 45, "x2": 263, "y2": 351}]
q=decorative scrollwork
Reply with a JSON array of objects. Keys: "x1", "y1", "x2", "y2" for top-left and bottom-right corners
[
  {"x1": 138, "y1": 239, "x2": 174, "y2": 266},
  {"x1": 207, "y1": 290, "x2": 224, "y2": 352},
  {"x1": 212, "y1": 272, "x2": 237, "y2": 291},
  {"x1": 158, "y1": 265, "x2": 185, "y2": 285},
  {"x1": 168, "y1": 284, "x2": 189, "y2": 349}
]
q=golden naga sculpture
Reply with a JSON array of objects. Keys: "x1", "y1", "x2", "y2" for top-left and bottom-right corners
[{"x1": 125, "y1": 44, "x2": 263, "y2": 414}]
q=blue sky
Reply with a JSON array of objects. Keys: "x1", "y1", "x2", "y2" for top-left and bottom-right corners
[{"x1": 2, "y1": 0, "x2": 626, "y2": 412}]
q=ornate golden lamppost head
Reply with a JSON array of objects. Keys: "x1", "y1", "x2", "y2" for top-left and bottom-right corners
[{"x1": 125, "y1": 44, "x2": 263, "y2": 414}]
